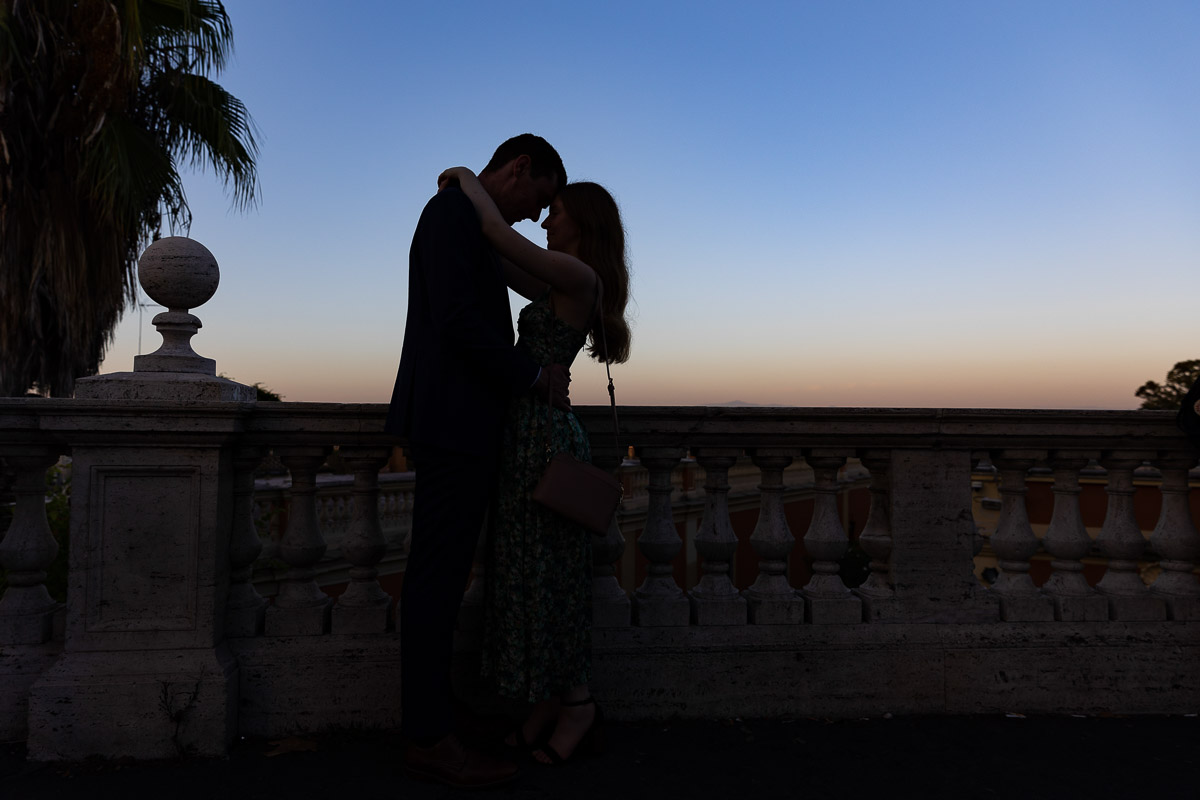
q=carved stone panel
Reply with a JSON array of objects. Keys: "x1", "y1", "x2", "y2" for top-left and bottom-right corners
[{"x1": 85, "y1": 467, "x2": 201, "y2": 633}]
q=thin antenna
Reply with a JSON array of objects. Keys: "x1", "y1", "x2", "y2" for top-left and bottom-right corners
[{"x1": 137, "y1": 292, "x2": 165, "y2": 355}]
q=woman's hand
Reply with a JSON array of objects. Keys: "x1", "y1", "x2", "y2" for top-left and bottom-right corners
[
  {"x1": 439, "y1": 164, "x2": 597, "y2": 301},
  {"x1": 437, "y1": 166, "x2": 475, "y2": 192}
]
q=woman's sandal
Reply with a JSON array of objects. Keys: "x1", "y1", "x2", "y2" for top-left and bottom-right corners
[
  {"x1": 533, "y1": 697, "x2": 606, "y2": 765},
  {"x1": 504, "y1": 720, "x2": 550, "y2": 756},
  {"x1": 504, "y1": 706, "x2": 558, "y2": 757}
]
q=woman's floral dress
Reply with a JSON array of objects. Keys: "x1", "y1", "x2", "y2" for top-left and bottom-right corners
[{"x1": 482, "y1": 293, "x2": 593, "y2": 703}]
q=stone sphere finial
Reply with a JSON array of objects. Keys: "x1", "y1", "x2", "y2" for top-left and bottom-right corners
[
  {"x1": 138, "y1": 236, "x2": 219, "y2": 312},
  {"x1": 133, "y1": 236, "x2": 219, "y2": 376},
  {"x1": 75, "y1": 234, "x2": 255, "y2": 400}
]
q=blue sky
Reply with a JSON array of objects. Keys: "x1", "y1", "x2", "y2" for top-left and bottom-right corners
[{"x1": 99, "y1": 1, "x2": 1200, "y2": 408}]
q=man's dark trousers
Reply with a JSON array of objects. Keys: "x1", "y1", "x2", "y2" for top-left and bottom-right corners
[
  {"x1": 386, "y1": 187, "x2": 538, "y2": 742},
  {"x1": 400, "y1": 444, "x2": 499, "y2": 742}
]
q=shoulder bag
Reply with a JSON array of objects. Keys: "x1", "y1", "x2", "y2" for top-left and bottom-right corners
[{"x1": 531, "y1": 286, "x2": 624, "y2": 534}]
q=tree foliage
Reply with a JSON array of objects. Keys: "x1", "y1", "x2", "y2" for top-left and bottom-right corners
[
  {"x1": 1135, "y1": 360, "x2": 1200, "y2": 410},
  {"x1": 219, "y1": 373, "x2": 282, "y2": 401},
  {"x1": 0, "y1": 0, "x2": 258, "y2": 396}
]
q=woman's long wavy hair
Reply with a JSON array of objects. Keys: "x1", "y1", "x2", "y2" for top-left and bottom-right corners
[{"x1": 559, "y1": 181, "x2": 632, "y2": 364}]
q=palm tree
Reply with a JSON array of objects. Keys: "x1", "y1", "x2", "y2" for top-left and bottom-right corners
[{"x1": 0, "y1": 0, "x2": 258, "y2": 396}]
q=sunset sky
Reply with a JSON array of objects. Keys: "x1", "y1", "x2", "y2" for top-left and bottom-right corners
[{"x1": 97, "y1": 1, "x2": 1200, "y2": 409}]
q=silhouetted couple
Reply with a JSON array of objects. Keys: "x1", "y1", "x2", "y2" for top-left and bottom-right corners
[{"x1": 386, "y1": 133, "x2": 632, "y2": 788}]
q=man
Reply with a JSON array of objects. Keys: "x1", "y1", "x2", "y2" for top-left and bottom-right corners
[{"x1": 385, "y1": 133, "x2": 569, "y2": 788}]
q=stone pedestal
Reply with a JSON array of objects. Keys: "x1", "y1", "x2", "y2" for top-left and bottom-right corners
[
  {"x1": 746, "y1": 592, "x2": 806, "y2": 625},
  {"x1": 0, "y1": 643, "x2": 60, "y2": 743},
  {"x1": 887, "y1": 449, "x2": 999, "y2": 622},
  {"x1": 25, "y1": 237, "x2": 253, "y2": 760},
  {"x1": 806, "y1": 596, "x2": 863, "y2": 625},
  {"x1": 691, "y1": 593, "x2": 748, "y2": 626},
  {"x1": 998, "y1": 595, "x2": 1056, "y2": 622},
  {"x1": 857, "y1": 595, "x2": 903, "y2": 621},
  {"x1": 1158, "y1": 595, "x2": 1200, "y2": 621},
  {"x1": 1104, "y1": 595, "x2": 1168, "y2": 621},
  {"x1": 593, "y1": 571, "x2": 633, "y2": 628},
  {"x1": 28, "y1": 646, "x2": 238, "y2": 760},
  {"x1": 1052, "y1": 594, "x2": 1110, "y2": 622},
  {"x1": 25, "y1": 413, "x2": 248, "y2": 759}
]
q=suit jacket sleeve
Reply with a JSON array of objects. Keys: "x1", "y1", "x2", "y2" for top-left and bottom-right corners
[{"x1": 414, "y1": 189, "x2": 539, "y2": 394}]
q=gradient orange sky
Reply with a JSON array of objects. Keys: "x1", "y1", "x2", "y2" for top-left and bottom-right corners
[{"x1": 97, "y1": 2, "x2": 1200, "y2": 410}]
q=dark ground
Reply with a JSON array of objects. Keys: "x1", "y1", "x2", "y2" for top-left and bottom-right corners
[{"x1": 3, "y1": 715, "x2": 1196, "y2": 800}]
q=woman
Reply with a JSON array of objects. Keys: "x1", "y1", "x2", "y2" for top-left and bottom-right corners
[{"x1": 438, "y1": 167, "x2": 632, "y2": 764}]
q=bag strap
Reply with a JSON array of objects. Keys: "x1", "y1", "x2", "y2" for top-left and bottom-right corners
[
  {"x1": 542, "y1": 281, "x2": 622, "y2": 462},
  {"x1": 594, "y1": 286, "x2": 622, "y2": 460}
]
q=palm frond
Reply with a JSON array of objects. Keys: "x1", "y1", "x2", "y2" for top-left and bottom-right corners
[
  {"x1": 133, "y1": 0, "x2": 233, "y2": 75},
  {"x1": 0, "y1": 0, "x2": 258, "y2": 396},
  {"x1": 150, "y1": 70, "x2": 258, "y2": 210}
]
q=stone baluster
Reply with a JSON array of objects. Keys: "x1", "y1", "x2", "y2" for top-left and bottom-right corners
[
  {"x1": 627, "y1": 467, "x2": 650, "y2": 501},
  {"x1": 743, "y1": 449, "x2": 804, "y2": 624},
  {"x1": 689, "y1": 449, "x2": 746, "y2": 625},
  {"x1": 319, "y1": 496, "x2": 337, "y2": 547},
  {"x1": 384, "y1": 483, "x2": 414, "y2": 553},
  {"x1": 333, "y1": 446, "x2": 393, "y2": 633},
  {"x1": 257, "y1": 497, "x2": 282, "y2": 561},
  {"x1": 969, "y1": 453, "x2": 991, "y2": 560},
  {"x1": 399, "y1": 485, "x2": 414, "y2": 550},
  {"x1": 329, "y1": 495, "x2": 349, "y2": 546},
  {"x1": 633, "y1": 448, "x2": 689, "y2": 626},
  {"x1": 591, "y1": 445, "x2": 631, "y2": 627},
  {"x1": 989, "y1": 451, "x2": 1054, "y2": 621},
  {"x1": 1148, "y1": 455, "x2": 1200, "y2": 620},
  {"x1": 0, "y1": 456, "x2": 13, "y2": 533},
  {"x1": 1041, "y1": 452, "x2": 1108, "y2": 621},
  {"x1": 226, "y1": 446, "x2": 268, "y2": 637},
  {"x1": 801, "y1": 451, "x2": 862, "y2": 623},
  {"x1": 854, "y1": 450, "x2": 898, "y2": 620},
  {"x1": 1095, "y1": 453, "x2": 1166, "y2": 620},
  {"x1": 0, "y1": 446, "x2": 62, "y2": 644},
  {"x1": 593, "y1": 515, "x2": 632, "y2": 627},
  {"x1": 265, "y1": 446, "x2": 333, "y2": 635},
  {"x1": 378, "y1": 488, "x2": 394, "y2": 534}
]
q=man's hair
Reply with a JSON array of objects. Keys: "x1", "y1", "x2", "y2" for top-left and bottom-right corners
[{"x1": 482, "y1": 134, "x2": 566, "y2": 192}]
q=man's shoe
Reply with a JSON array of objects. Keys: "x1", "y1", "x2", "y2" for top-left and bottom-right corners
[
  {"x1": 402, "y1": 733, "x2": 519, "y2": 789},
  {"x1": 453, "y1": 702, "x2": 511, "y2": 741}
]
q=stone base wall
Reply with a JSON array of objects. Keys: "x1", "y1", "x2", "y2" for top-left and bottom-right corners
[
  {"x1": 217, "y1": 621, "x2": 1200, "y2": 739},
  {"x1": 0, "y1": 642, "x2": 60, "y2": 743},
  {"x1": 231, "y1": 634, "x2": 403, "y2": 737},
  {"x1": 590, "y1": 622, "x2": 1200, "y2": 719}
]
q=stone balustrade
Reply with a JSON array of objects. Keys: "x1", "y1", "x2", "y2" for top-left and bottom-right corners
[
  {"x1": 250, "y1": 470, "x2": 413, "y2": 599},
  {"x1": 1, "y1": 237, "x2": 1197, "y2": 760},
  {"x1": 245, "y1": 454, "x2": 835, "y2": 602},
  {"x1": 4, "y1": 399, "x2": 1199, "y2": 759}
]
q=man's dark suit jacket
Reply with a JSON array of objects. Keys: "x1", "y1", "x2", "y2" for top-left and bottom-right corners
[{"x1": 385, "y1": 187, "x2": 539, "y2": 458}]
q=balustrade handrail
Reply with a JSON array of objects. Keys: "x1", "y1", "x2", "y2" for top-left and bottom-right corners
[
  {"x1": 576, "y1": 405, "x2": 1194, "y2": 452},
  {"x1": 4, "y1": 398, "x2": 1191, "y2": 451}
]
